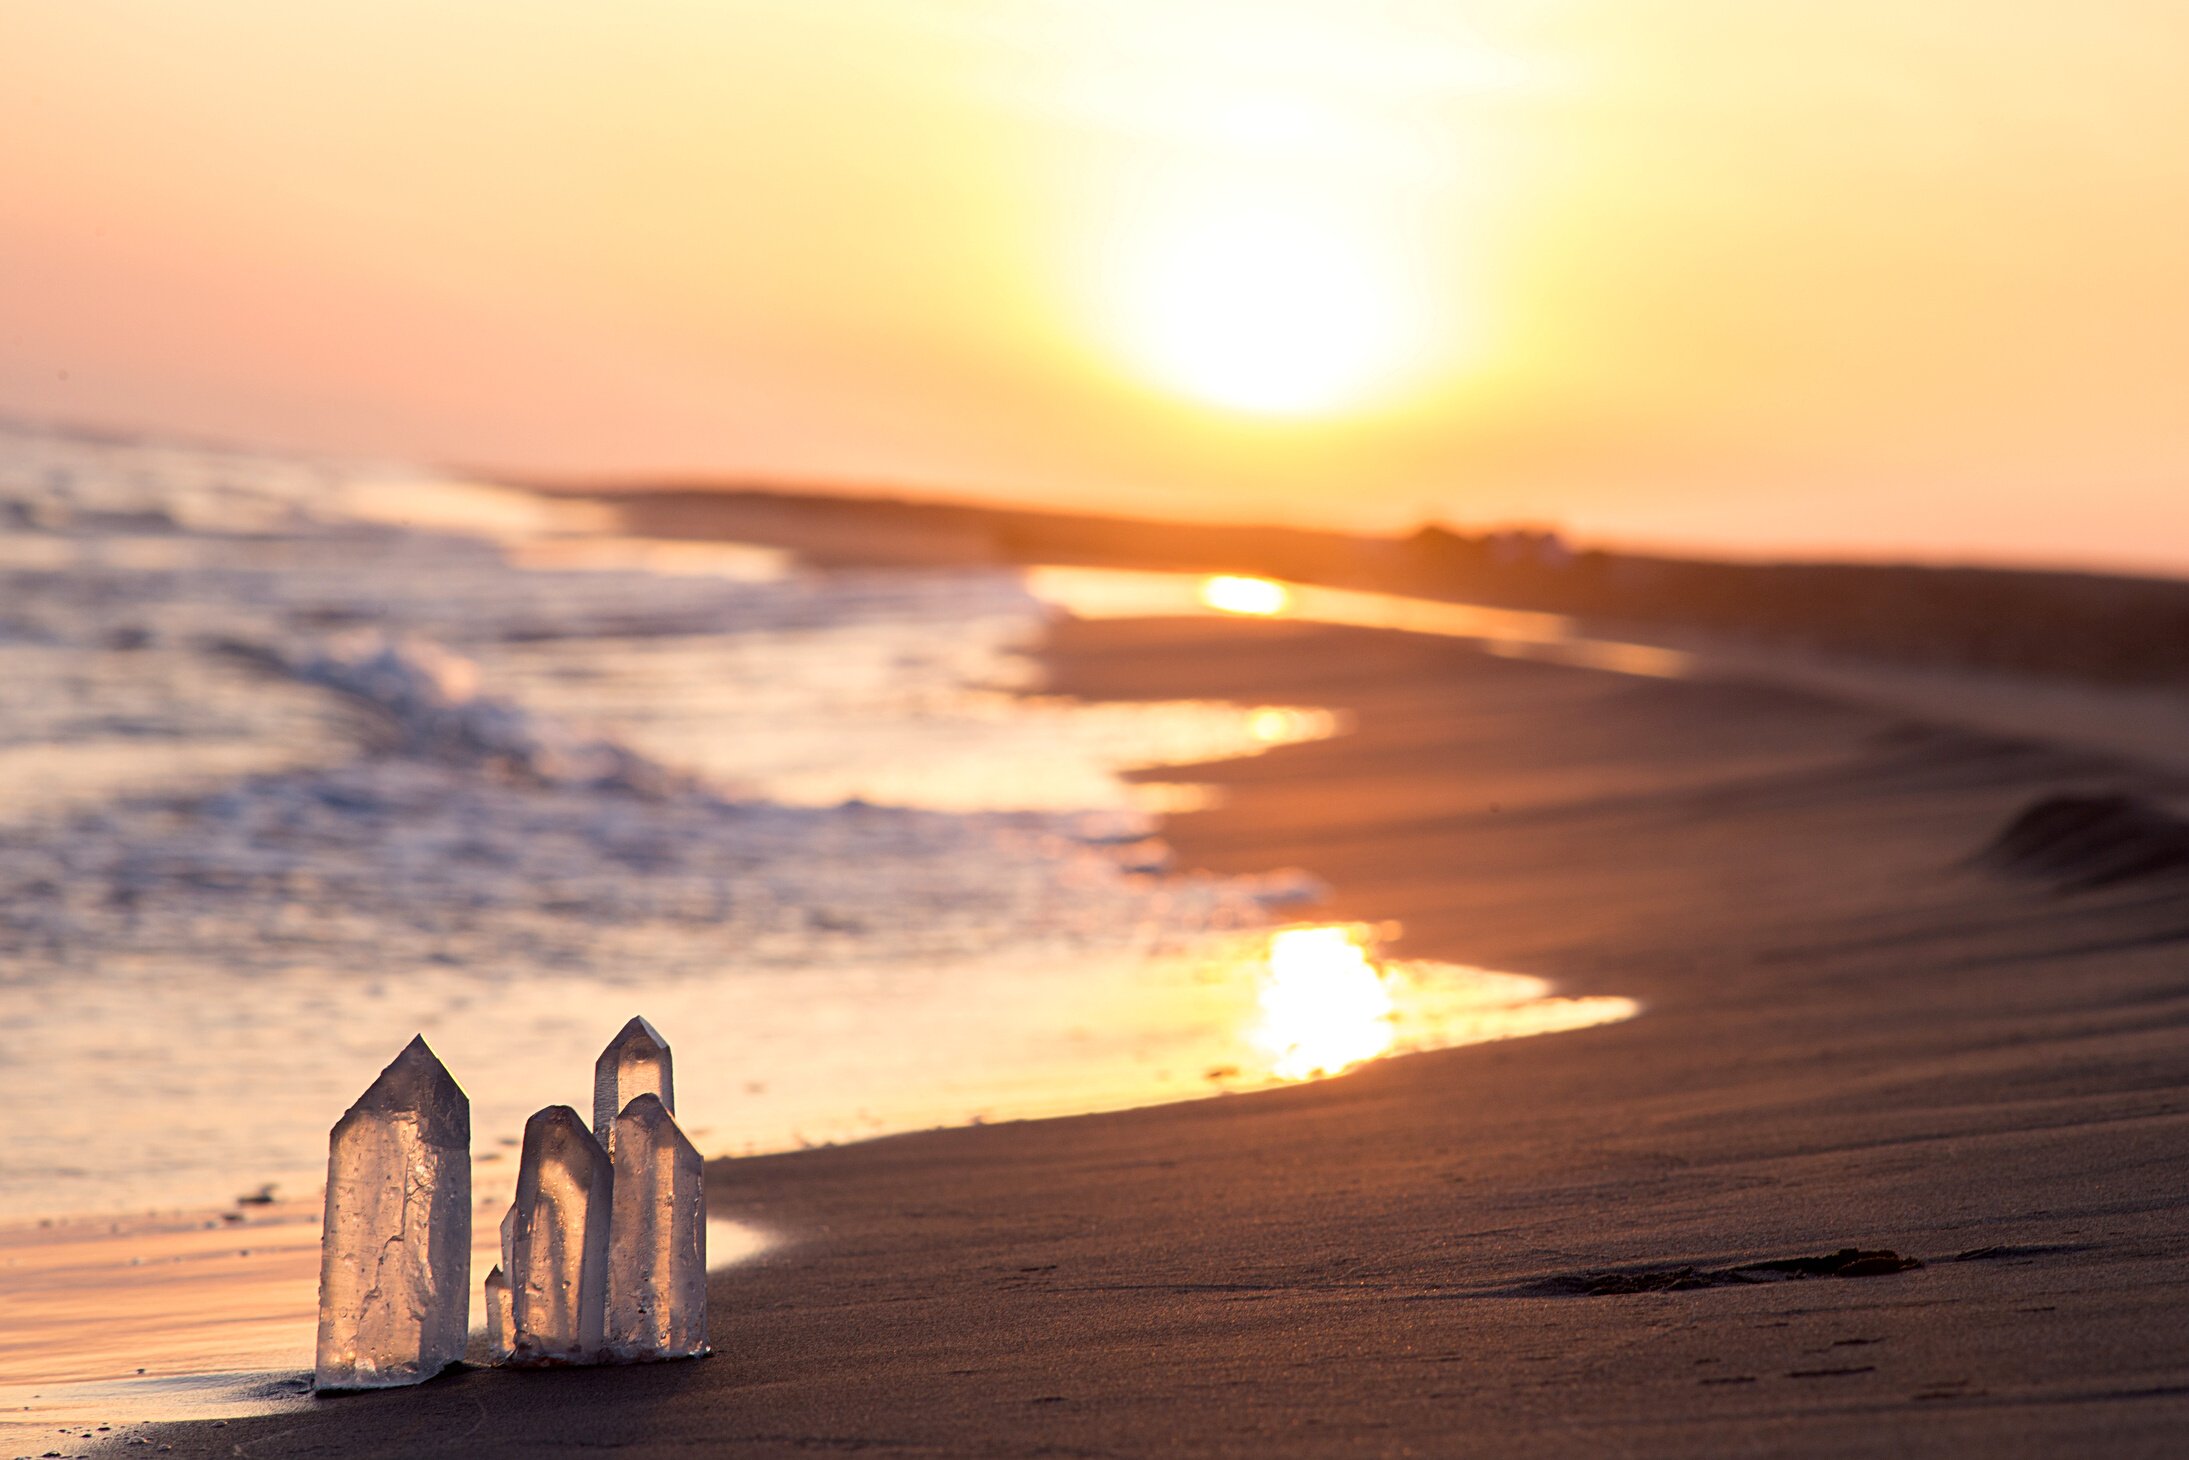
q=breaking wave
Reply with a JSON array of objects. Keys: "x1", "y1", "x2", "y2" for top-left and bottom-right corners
[{"x1": 284, "y1": 631, "x2": 691, "y2": 796}]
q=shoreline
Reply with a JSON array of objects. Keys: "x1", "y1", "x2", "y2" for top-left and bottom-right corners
[
  {"x1": 0, "y1": 1201, "x2": 775, "y2": 1442},
  {"x1": 134, "y1": 606, "x2": 2189, "y2": 1455},
  {"x1": 4, "y1": 551, "x2": 1670, "y2": 1439}
]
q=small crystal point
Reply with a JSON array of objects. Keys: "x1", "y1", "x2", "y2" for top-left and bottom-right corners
[
  {"x1": 314, "y1": 1036, "x2": 471, "y2": 1391},
  {"x1": 593, "y1": 1016, "x2": 673, "y2": 1154},
  {"x1": 606, "y1": 1093, "x2": 709, "y2": 1361},
  {"x1": 508, "y1": 1105, "x2": 613, "y2": 1365},
  {"x1": 484, "y1": 1265, "x2": 513, "y2": 1363}
]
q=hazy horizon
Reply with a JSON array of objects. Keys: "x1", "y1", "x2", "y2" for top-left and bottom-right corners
[{"x1": 6, "y1": 3, "x2": 2188, "y2": 576}]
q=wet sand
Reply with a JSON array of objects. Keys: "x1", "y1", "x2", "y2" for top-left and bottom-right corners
[{"x1": 147, "y1": 614, "x2": 2189, "y2": 1456}]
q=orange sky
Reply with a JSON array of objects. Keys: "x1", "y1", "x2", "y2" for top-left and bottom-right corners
[{"x1": 4, "y1": 2, "x2": 2187, "y2": 573}]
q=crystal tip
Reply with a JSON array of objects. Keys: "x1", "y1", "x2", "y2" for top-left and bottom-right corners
[
  {"x1": 522, "y1": 1103, "x2": 608, "y2": 1153},
  {"x1": 601, "y1": 1015, "x2": 670, "y2": 1058},
  {"x1": 344, "y1": 1036, "x2": 468, "y2": 1143},
  {"x1": 617, "y1": 1090, "x2": 672, "y2": 1126}
]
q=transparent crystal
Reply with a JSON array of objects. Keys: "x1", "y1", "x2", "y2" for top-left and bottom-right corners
[
  {"x1": 488, "y1": 1202, "x2": 518, "y2": 1364},
  {"x1": 313, "y1": 1035, "x2": 471, "y2": 1390},
  {"x1": 484, "y1": 1264, "x2": 513, "y2": 1363},
  {"x1": 593, "y1": 1016, "x2": 673, "y2": 1155},
  {"x1": 605, "y1": 1093, "x2": 709, "y2": 1361},
  {"x1": 507, "y1": 1104, "x2": 613, "y2": 1365}
]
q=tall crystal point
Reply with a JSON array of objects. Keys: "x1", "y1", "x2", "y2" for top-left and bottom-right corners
[
  {"x1": 606, "y1": 1093, "x2": 709, "y2": 1361},
  {"x1": 508, "y1": 1105, "x2": 613, "y2": 1365},
  {"x1": 314, "y1": 1035, "x2": 471, "y2": 1390},
  {"x1": 593, "y1": 1016, "x2": 673, "y2": 1154}
]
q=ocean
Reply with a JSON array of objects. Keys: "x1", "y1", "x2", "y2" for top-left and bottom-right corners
[{"x1": 0, "y1": 421, "x2": 1637, "y2": 1226}]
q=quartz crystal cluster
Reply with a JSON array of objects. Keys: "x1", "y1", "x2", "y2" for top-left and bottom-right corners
[
  {"x1": 313, "y1": 1019, "x2": 708, "y2": 1392},
  {"x1": 503, "y1": 1016, "x2": 708, "y2": 1365}
]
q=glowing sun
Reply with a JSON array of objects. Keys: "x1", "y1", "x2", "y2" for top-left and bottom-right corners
[{"x1": 1116, "y1": 203, "x2": 1413, "y2": 416}]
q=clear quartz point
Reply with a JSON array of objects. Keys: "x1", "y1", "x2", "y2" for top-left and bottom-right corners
[
  {"x1": 313, "y1": 1035, "x2": 471, "y2": 1390},
  {"x1": 593, "y1": 1016, "x2": 673, "y2": 1154},
  {"x1": 484, "y1": 1264, "x2": 513, "y2": 1363},
  {"x1": 606, "y1": 1093, "x2": 709, "y2": 1361},
  {"x1": 507, "y1": 1104, "x2": 613, "y2": 1365}
]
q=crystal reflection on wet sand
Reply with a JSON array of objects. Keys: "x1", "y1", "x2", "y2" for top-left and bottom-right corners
[{"x1": 0, "y1": 924, "x2": 1632, "y2": 1436}]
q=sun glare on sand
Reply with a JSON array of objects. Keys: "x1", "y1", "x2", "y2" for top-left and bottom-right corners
[
  {"x1": 1253, "y1": 927, "x2": 1398, "y2": 1080},
  {"x1": 1200, "y1": 575, "x2": 1291, "y2": 615}
]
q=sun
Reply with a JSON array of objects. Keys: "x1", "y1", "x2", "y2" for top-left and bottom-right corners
[{"x1": 1114, "y1": 200, "x2": 1415, "y2": 417}]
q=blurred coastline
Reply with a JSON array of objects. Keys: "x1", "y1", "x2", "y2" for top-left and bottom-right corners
[{"x1": 550, "y1": 476, "x2": 2189, "y2": 687}]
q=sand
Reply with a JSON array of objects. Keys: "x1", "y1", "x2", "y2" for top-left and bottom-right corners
[{"x1": 144, "y1": 613, "x2": 2189, "y2": 1457}]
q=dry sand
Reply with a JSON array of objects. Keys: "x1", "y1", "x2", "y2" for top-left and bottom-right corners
[{"x1": 146, "y1": 614, "x2": 2189, "y2": 1457}]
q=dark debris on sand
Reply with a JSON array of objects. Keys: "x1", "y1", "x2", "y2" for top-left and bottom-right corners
[{"x1": 1524, "y1": 1247, "x2": 1923, "y2": 1297}]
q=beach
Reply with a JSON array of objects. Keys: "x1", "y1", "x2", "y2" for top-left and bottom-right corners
[
  {"x1": 136, "y1": 605, "x2": 2189, "y2": 1456},
  {"x1": 16, "y1": 5, "x2": 2189, "y2": 1453}
]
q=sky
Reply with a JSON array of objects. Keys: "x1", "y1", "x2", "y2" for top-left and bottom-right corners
[{"x1": 4, "y1": 1, "x2": 2188, "y2": 573}]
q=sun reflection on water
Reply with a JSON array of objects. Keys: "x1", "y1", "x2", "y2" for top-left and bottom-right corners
[
  {"x1": 1030, "y1": 566, "x2": 1695, "y2": 679},
  {"x1": 1199, "y1": 574, "x2": 1291, "y2": 615},
  {"x1": 1231, "y1": 923, "x2": 1638, "y2": 1089},
  {"x1": 1253, "y1": 926, "x2": 1396, "y2": 1079}
]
